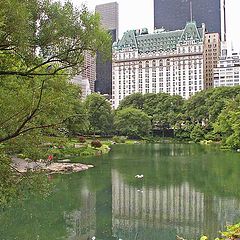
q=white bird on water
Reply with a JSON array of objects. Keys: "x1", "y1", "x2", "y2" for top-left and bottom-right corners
[{"x1": 135, "y1": 174, "x2": 144, "y2": 179}]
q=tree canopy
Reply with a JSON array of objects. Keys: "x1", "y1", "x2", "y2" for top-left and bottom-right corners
[
  {"x1": 84, "y1": 93, "x2": 113, "y2": 135},
  {"x1": 214, "y1": 95, "x2": 240, "y2": 149},
  {"x1": 118, "y1": 93, "x2": 145, "y2": 110},
  {"x1": 0, "y1": 0, "x2": 111, "y2": 144},
  {"x1": 114, "y1": 108, "x2": 151, "y2": 138},
  {"x1": 116, "y1": 87, "x2": 240, "y2": 147},
  {"x1": 0, "y1": 0, "x2": 111, "y2": 77}
]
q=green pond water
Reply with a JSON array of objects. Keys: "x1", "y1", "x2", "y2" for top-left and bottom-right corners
[{"x1": 1, "y1": 144, "x2": 240, "y2": 240}]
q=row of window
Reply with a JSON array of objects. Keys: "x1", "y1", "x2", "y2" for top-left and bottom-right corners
[
  {"x1": 115, "y1": 45, "x2": 203, "y2": 60},
  {"x1": 117, "y1": 86, "x2": 202, "y2": 99}
]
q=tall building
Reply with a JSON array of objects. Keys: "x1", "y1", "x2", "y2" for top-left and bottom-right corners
[
  {"x1": 70, "y1": 75, "x2": 91, "y2": 99},
  {"x1": 82, "y1": 51, "x2": 96, "y2": 93},
  {"x1": 214, "y1": 52, "x2": 240, "y2": 88},
  {"x1": 204, "y1": 33, "x2": 221, "y2": 89},
  {"x1": 95, "y1": 2, "x2": 119, "y2": 38},
  {"x1": 112, "y1": 22, "x2": 207, "y2": 109},
  {"x1": 95, "y1": 2, "x2": 119, "y2": 97},
  {"x1": 154, "y1": 0, "x2": 226, "y2": 40}
]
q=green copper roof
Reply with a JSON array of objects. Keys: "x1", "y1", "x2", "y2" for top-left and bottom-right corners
[{"x1": 113, "y1": 21, "x2": 204, "y2": 53}]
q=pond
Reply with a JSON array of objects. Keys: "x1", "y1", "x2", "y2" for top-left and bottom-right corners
[{"x1": 1, "y1": 144, "x2": 240, "y2": 240}]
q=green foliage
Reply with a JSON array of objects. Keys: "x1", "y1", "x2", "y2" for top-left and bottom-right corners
[
  {"x1": 0, "y1": 0, "x2": 111, "y2": 150},
  {"x1": 0, "y1": 70, "x2": 81, "y2": 151},
  {"x1": 0, "y1": 0, "x2": 111, "y2": 144},
  {"x1": 190, "y1": 124, "x2": 205, "y2": 143},
  {"x1": 48, "y1": 144, "x2": 96, "y2": 158},
  {"x1": 151, "y1": 94, "x2": 184, "y2": 130},
  {"x1": 115, "y1": 108, "x2": 151, "y2": 138},
  {"x1": 221, "y1": 223, "x2": 240, "y2": 239},
  {"x1": 85, "y1": 93, "x2": 113, "y2": 135},
  {"x1": 174, "y1": 121, "x2": 193, "y2": 140},
  {"x1": 117, "y1": 87, "x2": 240, "y2": 148},
  {"x1": 214, "y1": 95, "x2": 240, "y2": 149},
  {"x1": 65, "y1": 102, "x2": 89, "y2": 136},
  {"x1": 0, "y1": 0, "x2": 111, "y2": 77},
  {"x1": 0, "y1": 151, "x2": 51, "y2": 208},
  {"x1": 195, "y1": 223, "x2": 240, "y2": 240},
  {"x1": 118, "y1": 92, "x2": 184, "y2": 134},
  {"x1": 112, "y1": 136, "x2": 127, "y2": 143},
  {"x1": 118, "y1": 93, "x2": 145, "y2": 110},
  {"x1": 184, "y1": 87, "x2": 240, "y2": 123},
  {"x1": 0, "y1": 0, "x2": 111, "y2": 205}
]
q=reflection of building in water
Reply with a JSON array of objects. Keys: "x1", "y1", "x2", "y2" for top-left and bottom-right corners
[
  {"x1": 112, "y1": 170, "x2": 240, "y2": 240},
  {"x1": 64, "y1": 187, "x2": 96, "y2": 240}
]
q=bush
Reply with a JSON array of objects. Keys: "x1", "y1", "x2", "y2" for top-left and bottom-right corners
[
  {"x1": 78, "y1": 136, "x2": 86, "y2": 143},
  {"x1": 190, "y1": 124, "x2": 205, "y2": 142},
  {"x1": 112, "y1": 136, "x2": 127, "y2": 143},
  {"x1": 91, "y1": 140, "x2": 102, "y2": 148}
]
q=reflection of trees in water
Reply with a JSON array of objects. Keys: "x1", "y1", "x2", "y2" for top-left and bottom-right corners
[
  {"x1": 111, "y1": 170, "x2": 240, "y2": 240},
  {"x1": 64, "y1": 189, "x2": 96, "y2": 240},
  {"x1": 111, "y1": 143, "x2": 207, "y2": 159},
  {"x1": 0, "y1": 174, "x2": 97, "y2": 240}
]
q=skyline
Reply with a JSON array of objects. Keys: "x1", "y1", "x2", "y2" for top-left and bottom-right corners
[{"x1": 69, "y1": 0, "x2": 240, "y2": 52}]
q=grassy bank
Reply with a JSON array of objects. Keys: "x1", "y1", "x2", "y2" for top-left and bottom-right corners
[{"x1": 13, "y1": 136, "x2": 112, "y2": 161}]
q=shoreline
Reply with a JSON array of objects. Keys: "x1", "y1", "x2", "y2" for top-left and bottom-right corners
[{"x1": 11, "y1": 157, "x2": 94, "y2": 174}]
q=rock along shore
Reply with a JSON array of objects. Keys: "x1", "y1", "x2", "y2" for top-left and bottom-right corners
[{"x1": 11, "y1": 157, "x2": 94, "y2": 174}]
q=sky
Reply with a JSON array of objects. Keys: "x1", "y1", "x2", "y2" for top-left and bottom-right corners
[{"x1": 68, "y1": 0, "x2": 240, "y2": 51}]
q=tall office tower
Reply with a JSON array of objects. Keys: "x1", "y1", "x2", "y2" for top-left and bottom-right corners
[
  {"x1": 95, "y1": 2, "x2": 119, "y2": 38},
  {"x1": 154, "y1": 0, "x2": 226, "y2": 40},
  {"x1": 82, "y1": 51, "x2": 96, "y2": 93},
  {"x1": 95, "y1": 2, "x2": 119, "y2": 97},
  {"x1": 204, "y1": 33, "x2": 221, "y2": 89}
]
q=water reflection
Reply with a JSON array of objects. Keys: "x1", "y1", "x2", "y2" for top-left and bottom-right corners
[
  {"x1": 1, "y1": 144, "x2": 240, "y2": 240},
  {"x1": 111, "y1": 170, "x2": 240, "y2": 240},
  {"x1": 64, "y1": 188, "x2": 96, "y2": 239}
]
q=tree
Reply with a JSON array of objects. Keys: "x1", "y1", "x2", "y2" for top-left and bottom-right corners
[
  {"x1": 184, "y1": 86, "x2": 240, "y2": 126},
  {"x1": 118, "y1": 93, "x2": 145, "y2": 110},
  {"x1": 0, "y1": 0, "x2": 111, "y2": 205},
  {"x1": 114, "y1": 108, "x2": 151, "y2": 138},
  {"x1": 179, "y1": 86, "x2": 240, "y2": 140},
  {"x1": 0, "y1": 0, "x2": 111, "y2": 143},
  {"x1": 65, "y1": 102, "x2": 89, "y2": 136},
  {"x1": 84, "y1": 93, "x2": 113, "y2": 136},
  {"x1": 190, "y1": 124, "x2": 205, "y2": 142},
  {"x1": 143, "y1": 93, "x2": 184, "y2": 134},
  {"x1": 0, "y1": 71, "x2": 81, "y2": 144},
  {"x1": 214, "y1": 95, "x2": 240, "y2": 149},
  {"x1": 152, "y1": 94, "x2": 184, "y2": 128},
  {"x1": 0, "y1": 0, "x2": 111, "y2": 77}
]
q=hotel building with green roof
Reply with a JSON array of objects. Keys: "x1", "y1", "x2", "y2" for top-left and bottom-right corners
[{"x1": 112, "y1": 22, "x2": 209, "y2": 108}]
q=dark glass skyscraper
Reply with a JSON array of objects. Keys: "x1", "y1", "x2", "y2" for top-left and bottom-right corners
[
  {"x1": 154, "y1": 0, "x2": 226, "y2": 40},
  {"x1": 95, "y1": 2, "x2": 119, "y2": 97},
  {"x1": 95, "y1": 29, "x2": 117, "y2": 97}
]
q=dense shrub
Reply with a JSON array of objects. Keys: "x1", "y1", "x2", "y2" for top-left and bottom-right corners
[
  {"x1": 91, "y1": 140, "x2": 102, "y2": 148},
  {"x1": 78, "y1": 136, "x2": 86, "y2": 143},
  {"x1": 190, "y1": 124, "x2": 205, "y2": 142},
  {"x1": 112, "y1": 136, "x2": 127, "y2": 143}
]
